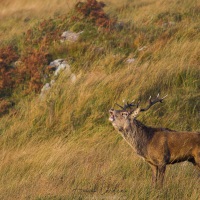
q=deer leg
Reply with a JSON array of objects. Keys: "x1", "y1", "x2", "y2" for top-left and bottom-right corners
[
  {"x1": 193, "y1": 153, "x2": 200, "y2": 174},
  {"x1": 194, "y1": 161, "x2": 200, "y2": 171},
  {"x1": 148, "y1": 163, "x2": 158, "y2": 186},
  {"x1": 195, "y1": 165, "x2": 200, "y2": 177},
  {"x1": 193, "y1": 164, "x2": 200, "y2": 179},
  {"x1": 194, "y1": 156, "x2": 200, "y2": 175},
  {"x1": 157, "y1": 165, "x2": 166, "y2": 187}
]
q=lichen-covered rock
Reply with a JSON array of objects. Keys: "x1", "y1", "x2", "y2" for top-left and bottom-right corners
[
  {"x1": 48, "y1": 59, "x2": 71, "y2": 76},
  {"x1": 60, "y1": 31, "x2": 83, "y2": 42},
  {"x1": 54, "y1": 62, "x2": 71, "y2": 76},
  {"x1": 40, "y1": 59, "x2": 76, "y2": 99}
]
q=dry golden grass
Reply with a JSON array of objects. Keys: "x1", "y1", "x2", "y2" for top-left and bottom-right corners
[
  {"x1": 0, "y1": 0, "x2": 78, "y2": 42},
  {"x1": 0, "y1": 62, "x2": 199, "y2": 199},
  {"x1": 0, "y1": 0, "x2": 199, "y2": 199}
]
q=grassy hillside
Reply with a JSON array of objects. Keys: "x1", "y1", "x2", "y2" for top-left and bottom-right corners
[
  {"x1": 0, "y1": 0, "x2": 199, "y2": 199},
  {"x1": 0, "y1": 0, "x2": 77, "y2": 42}
]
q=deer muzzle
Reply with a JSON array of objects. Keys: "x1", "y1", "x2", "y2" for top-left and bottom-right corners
[{"x1": 109, "y1": 109, "x2": 115, "y2": 122}]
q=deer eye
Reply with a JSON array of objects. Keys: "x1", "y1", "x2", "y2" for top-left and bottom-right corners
[
  {"x1": 121, "y1": 112, "x2": 128, "y2": 118},
  {"x1": 109, "y1": 109, "x2": 114, "y2": 115}
]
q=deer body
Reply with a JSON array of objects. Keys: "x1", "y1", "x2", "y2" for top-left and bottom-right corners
[{"x1": 109, "y1": 95, "x2": 200, "y2": 186}]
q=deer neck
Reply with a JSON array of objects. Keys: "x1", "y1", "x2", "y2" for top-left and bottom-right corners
[{"x1": 121, "y1": 119, "x2": 151, "y2": 157}]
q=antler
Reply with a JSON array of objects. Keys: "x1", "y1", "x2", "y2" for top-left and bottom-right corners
[
  {"x1": 115, "y1": 94, "x2": 167, "y2": 111},
  {"x1": 115, "y1": 99, "x2": 138, "y2": 110},
  {"x1": 140, "y1": 93, "x2": 168, "y2": 112}
]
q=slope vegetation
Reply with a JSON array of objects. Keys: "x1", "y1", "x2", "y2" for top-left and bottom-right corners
[{"x1": 0, "y1": 0, "x2": 199, "y2": 199}]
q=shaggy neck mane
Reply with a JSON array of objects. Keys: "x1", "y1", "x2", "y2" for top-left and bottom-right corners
[{"x1": 121, "y1": 118, "x2": 154, "y2": 157}]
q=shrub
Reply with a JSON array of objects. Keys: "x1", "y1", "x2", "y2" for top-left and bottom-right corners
[
  {"x1": 0, "y1": 46, "x2": 19, "y2": 96},
  {"x1": 19, "y1": 48, "x2": 51, "y2": 93},
  {"x1": 0, "y1": 99, "x2": 14, "y2": 116},
  {"x1": 75, "y1": 0, "x2": 117, "y2": 30}
]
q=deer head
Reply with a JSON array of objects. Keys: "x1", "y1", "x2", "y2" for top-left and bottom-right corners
[
  {"x1": 109, "y1": 94, "x2": 167, "y2": 131},
  {"x1": 109, "y1": 109, "x2": 129, "y2": 131}
]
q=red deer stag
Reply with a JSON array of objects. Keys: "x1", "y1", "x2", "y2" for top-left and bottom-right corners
[{"x1": 109, "y1": 94, "x2": 200, "y2": 186}]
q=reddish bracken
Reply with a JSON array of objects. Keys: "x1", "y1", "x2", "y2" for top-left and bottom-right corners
[
  {"x1": 20, "y1": 48, "x2": 51, "y2": 92},
  {"x1": 0, "y1": 46, "x2": 19, "y2": 92},
  {"x1": 75, "y1": 0, "x2": 116, "y2": 30},
  {"x1": 0, "y1": 99, "x2": 14, "y2": 116}
]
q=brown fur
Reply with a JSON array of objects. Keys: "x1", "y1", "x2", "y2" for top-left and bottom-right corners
[{"x1": 109, "y1": 108, "x2": 200, "y2": 186}]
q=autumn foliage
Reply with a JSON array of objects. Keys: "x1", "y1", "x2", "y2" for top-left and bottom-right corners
[
  {"x1": 19, "y1": 48, "x2": 50, "y2": 93},
  {"x1": 0, "y1": 98, "x2": 14, "y2": 116},
  {"x1": 75, "y1": 0, "x2": 116, "y2": 30},
  {"x1": 0, "y1": 46, "x2": 19, "y2": 95}
]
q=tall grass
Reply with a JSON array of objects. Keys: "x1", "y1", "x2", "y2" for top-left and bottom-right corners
[
  {"x1": 0, "y1": 0, "x2": 77, "y2": 42},
  {"x1": 0, "y1": 0, "x2": 199, "y2": 199}
]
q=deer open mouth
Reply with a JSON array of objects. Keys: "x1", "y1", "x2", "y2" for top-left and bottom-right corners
[
  {"x1": 109, "y1": 115, "x2": 114, "y2": 122},
  {"x1": 109, "y1": 109, "x2": 115, "y2": 122}
]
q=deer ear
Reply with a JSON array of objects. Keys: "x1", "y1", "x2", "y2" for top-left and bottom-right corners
[
  {"x1": 131, "y1": 108, "x2": 141, "y2": 118},
  {"x1": 121, "y1": 111, "x2": 129, "y2": 119}
]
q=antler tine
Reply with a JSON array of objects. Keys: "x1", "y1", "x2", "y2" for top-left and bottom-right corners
[
  {"x1": 136, "y1": 99, "x2": 141, "y2": 108},
  {"x1": 115, "y1": 102, "x2": 124, "y2": 109},
  {"x1": 125, "y1": 99, "x2": 139, "y2": 109},
  {"x1": 130, "y1": 99, "x2": 141, "y2": 113},
  {"x1": 128, "y1": 99, "x2": 135, "y2": 107},
  {"x1": 130, "y1": 99, "x2": 135, "y2": 104},
  {"x1": 158, "y1": 94, "x2": 168, "y2": 103},
  {"x1": 115, "y1": 99, "x2": 138, "y2": 110},
  {"x1": 162, "y1": 94, "x2": 168, "y2": 99},
  {"x1": 141, "y1": 94, "x2": 167, "y2": 112},
  {"x1": 123, "y1": 99, "x2": 128, "y2": 109}
]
